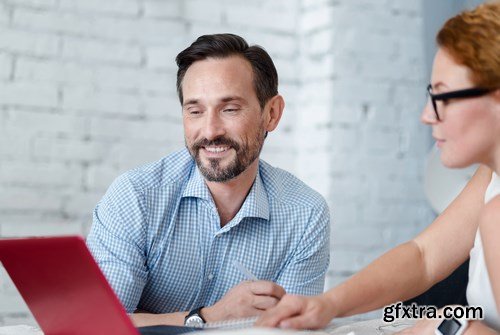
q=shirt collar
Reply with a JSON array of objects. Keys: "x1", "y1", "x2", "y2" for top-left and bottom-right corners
[
  {"x1": 182, "y1": 165, "x2": 212, "y2": 202},
  {"x1": 230, "y1": 170, "x2": 270, "y2": 224},
  {"x1": 182, "y1": 163, "x2": 270, "y2": 226}
]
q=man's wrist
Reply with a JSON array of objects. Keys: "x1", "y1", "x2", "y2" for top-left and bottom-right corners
[{"x1": 201, "y1": 305, "x2": 224, "y2": 323}]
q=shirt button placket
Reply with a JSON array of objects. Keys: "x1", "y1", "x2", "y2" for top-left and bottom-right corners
[{"x1": 199, "y1": 233, "x2": 220, "y2": 303}]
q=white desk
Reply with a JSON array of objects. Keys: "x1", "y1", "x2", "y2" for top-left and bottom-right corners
[
  {"x1": 0, "y1": 319, "x2": 415, "y2": 335},
  {"x1": 0, "y1": 325, "x2": 42, "y2": 335}
]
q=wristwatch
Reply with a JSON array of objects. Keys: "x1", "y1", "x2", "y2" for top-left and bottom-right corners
[
  {"x1": 184, "y1": 306, "x2": 206, "y2": 328},
  {"x1": 435, "y1": 318, "x2": 469, "y2": 335}
]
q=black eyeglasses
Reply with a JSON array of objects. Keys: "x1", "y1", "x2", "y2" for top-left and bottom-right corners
[{"x1": 426, "y1": 84, "x2": 495, "y2": 121}]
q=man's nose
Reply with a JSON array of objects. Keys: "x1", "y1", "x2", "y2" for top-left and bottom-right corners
[{"x1": 203, "y1": 111, "x2": 226, "y2": 141}]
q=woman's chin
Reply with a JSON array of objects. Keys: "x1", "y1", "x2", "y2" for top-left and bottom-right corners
[{"x1": 440, "y1": 152, "x2": 475, "y2": 170}]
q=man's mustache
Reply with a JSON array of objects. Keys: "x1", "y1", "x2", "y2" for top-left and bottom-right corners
[{"x1": 191, "y1": 137, "x2": 241, "y2": 152}]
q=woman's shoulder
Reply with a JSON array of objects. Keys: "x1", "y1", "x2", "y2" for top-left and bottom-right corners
[
  {"x1": 481, "y1": 195, "x2": 500, "y2": 221},
  {"x1": 460, "y1": 165, "x2": 493, "y2": 199}
]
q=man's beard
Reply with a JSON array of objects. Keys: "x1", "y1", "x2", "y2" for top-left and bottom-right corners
[{"x1": 187, "y1": 132, "x2": 265, "y2": 182}]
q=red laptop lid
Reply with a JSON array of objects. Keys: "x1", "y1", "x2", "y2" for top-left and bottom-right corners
[{"x1": 0, "y1": 236, "x2": 139, "y2": 335}]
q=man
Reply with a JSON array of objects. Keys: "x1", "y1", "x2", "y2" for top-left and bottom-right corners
[{"x1": 86, "y1": 33, "x2": 330, "y2": 327}]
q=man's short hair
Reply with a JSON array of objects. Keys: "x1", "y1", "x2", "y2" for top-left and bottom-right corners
[{"x1": 175, "y1": 33, "x2": 278, "y2": 109}]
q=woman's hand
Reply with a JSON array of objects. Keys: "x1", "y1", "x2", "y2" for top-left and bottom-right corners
[
  {"x1": 255, "y1": 293, "x2": 336, "y2": 329},
  {"x1": 395, "y1": 317, "x2": 441, "y2": 334}
]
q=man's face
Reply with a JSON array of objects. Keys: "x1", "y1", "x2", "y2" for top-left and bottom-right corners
[{"x1": 181, "y1": 56, "x2": 267, "y2": 182}]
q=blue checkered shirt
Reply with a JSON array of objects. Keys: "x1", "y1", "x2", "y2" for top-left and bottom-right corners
[{"x1": 87, "y1": 148, "x2": 330, "y2": 314}]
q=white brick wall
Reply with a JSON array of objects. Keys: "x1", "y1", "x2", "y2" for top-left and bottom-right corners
[
  {"x1": 58, "y1": 0, "x2": 140, "y2": 16},
  {"x1": 0, "y1": 82, "x2": 58, "y2": 108},
  {"x1": 0, "y1": 53, "x2": 10, "y2": 80},
  {"x1": 0, "y1": 0, "x2": 435, "y2": 325},
  {"x1": 143, "y1": 1, "x2": 181, "y2": 20},
  {"x1": 61, "y1": 38, "x2": 143, "y2": 66},
  {"x1": 62, "y1": 87, "x2": 143, "y2": 116},
  {"x1": 0, "y1": 2, "x2": 9, "y2": 24},
  {"x1": 0, "y1": 28, "x2": 59, "y2": 57},
  {"x1": 0, "y1": 161, "x2": 82, "y2": 188},
  {"x1": 6, "y1": 109, "x2": 86, "y2": 136},
  {"x1": 325, "y1": 0, "x2": 435, "y2": 291}
]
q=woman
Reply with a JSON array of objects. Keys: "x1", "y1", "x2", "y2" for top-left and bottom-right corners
[{"x1": 257, "y1": 2, "x2": 500, "y2": 334}]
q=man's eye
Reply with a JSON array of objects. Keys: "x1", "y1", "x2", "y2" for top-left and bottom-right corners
[
  {"x1": 188, "y1": 110, "x2": 201, "y2": 115},
  {"x1": 223, "y1": 108, "x2": 239, "y2": 113}
]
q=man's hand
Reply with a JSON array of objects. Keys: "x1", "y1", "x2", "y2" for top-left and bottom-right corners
[
  {"x1": 203, "y1": 281, "x2": 285, "y2": 321},
  {"x1": 255, "y1": 294, "x2": 335, "y2": 329}
]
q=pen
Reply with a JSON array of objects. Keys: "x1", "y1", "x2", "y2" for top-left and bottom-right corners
[{"x1": 233, "y1": 260, "x2": 259, "y2": 281}]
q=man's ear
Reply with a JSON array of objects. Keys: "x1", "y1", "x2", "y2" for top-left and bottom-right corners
[{"x1": 264, "y1": 94, "x2": 285, "y2": 132}]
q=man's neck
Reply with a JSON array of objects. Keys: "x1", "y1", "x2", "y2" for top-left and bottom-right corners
[{"x1": 205, "y1": 159, "x2": 259, "y2": 227}]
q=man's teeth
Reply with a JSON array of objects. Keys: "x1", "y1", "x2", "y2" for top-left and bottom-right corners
[{"x1": 205, "y1": 146, "x2": 229, "y2": 153}]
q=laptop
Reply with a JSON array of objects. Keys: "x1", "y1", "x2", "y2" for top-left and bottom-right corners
[{"x1": 0, "y1": 236, "x2": 201, "y2": 335}]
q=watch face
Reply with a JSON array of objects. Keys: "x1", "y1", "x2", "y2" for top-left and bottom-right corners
[
  {"x1": 185, "y1": 315, "x2": 204, "y2": 328},
  {"x1": 437, "y1": 319, "x2": 462, "y2": 335}
]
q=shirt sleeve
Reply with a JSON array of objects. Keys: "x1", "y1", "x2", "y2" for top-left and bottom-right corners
[
  {"x1": 275, "y1": 201, "x2": 331, "y2": 296},
  {"x1": 86, "y1": 173, "x2": 149, "y2": 313}
]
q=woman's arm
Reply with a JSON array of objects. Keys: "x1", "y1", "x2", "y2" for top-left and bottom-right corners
[
  {"x1": 465, "y1": 320, "x2": 499, "y2": 334},
  {"x1": 257, "y1": 166, "x2": 492, "y2": 329},
  {"x1": 326, "y1": 165, "x2": 492, "y2": 318}
]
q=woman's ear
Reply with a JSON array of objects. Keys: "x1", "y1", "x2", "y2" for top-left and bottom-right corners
[
  {"x1": 492, "y1": 89, "x2": 500, "y2": 114},
  {"x1": 494, "y1": 88, "x2": 500, "y2": 101},
  {"x1": 264, "y1": 95, "x2": 285, "y2": 132}
]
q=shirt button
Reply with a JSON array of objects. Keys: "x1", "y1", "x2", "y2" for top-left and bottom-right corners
[{"x1": 208, "y1": 274, "x2": 214, "y2": 280}]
